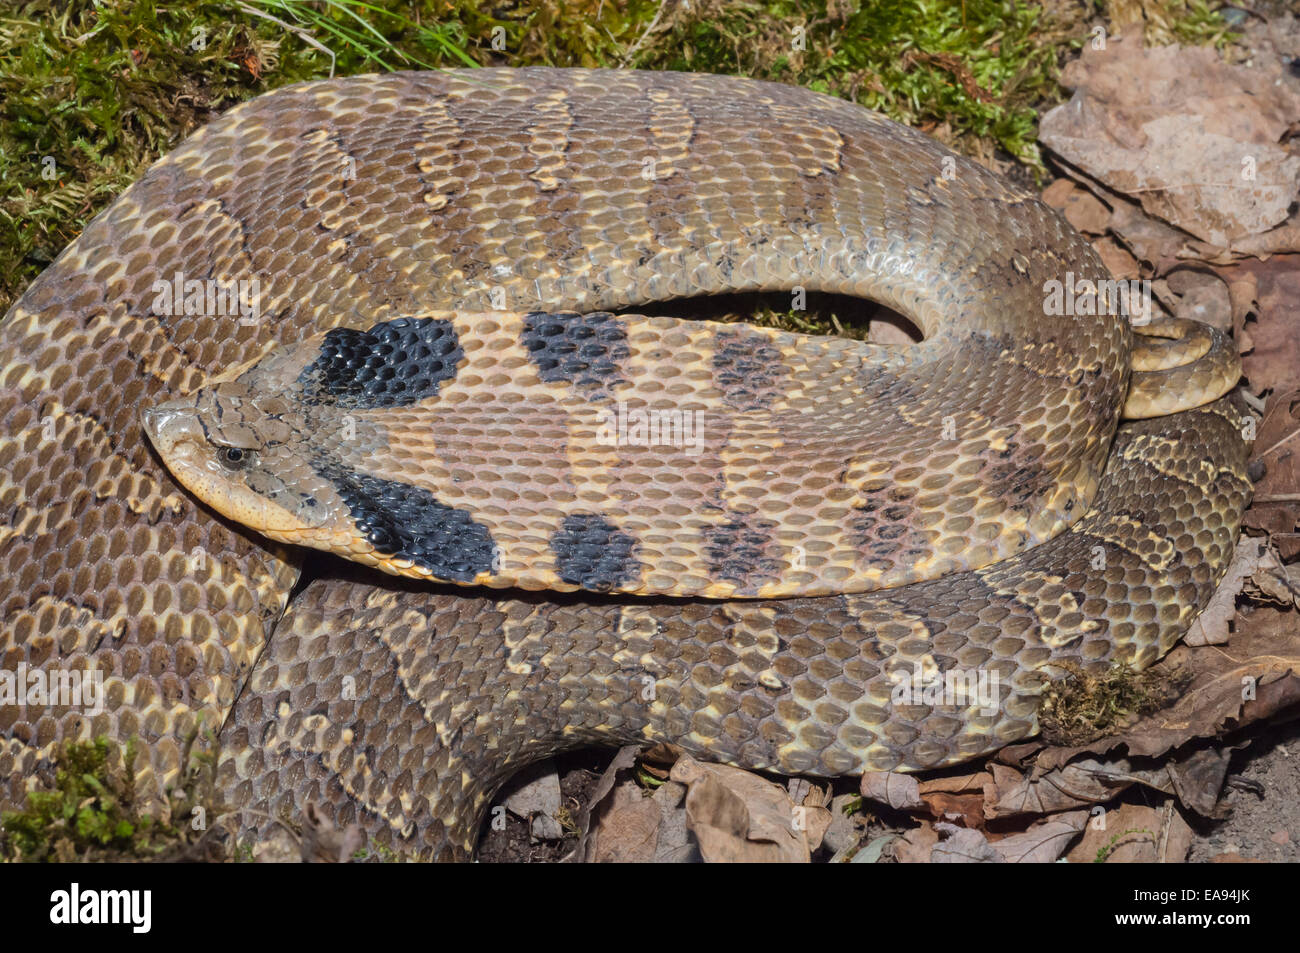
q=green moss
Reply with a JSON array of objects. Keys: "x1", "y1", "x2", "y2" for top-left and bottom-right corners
[
  {"x1": 351, "y1": 842, "x2": 401, "y2": 862},
  {"x1": 1039, "y1": 661, "x2": 1188, "y2": 746},
  {"x1": 1098, "y1": 0, "x2": 1241, "y2": 49},
  {"x1": 0, "y1": 730, "x2": 224, "y2": 862},
  {"x1": 633, "y1": 0, "x2": 1062, "y2": 164},
  {"x1": 0, "y1": 0, "x2": 1237, "y2": 317}
]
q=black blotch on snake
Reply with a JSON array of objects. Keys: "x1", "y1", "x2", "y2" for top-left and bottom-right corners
[
  {"x1": 521, "y1": 311, "x2": 629, "y2": 396},
  {"x1": 313, "y1": 458, "x2": 496, "y2": 583},
  {"x1": 703, "y1": 513, "x2": 782, "y2": 591},
  {"x1": 299, "y1": 316, "x2": 464, "y2": 409},
  {"x1": 550, "y1": 513, "x2": 641, "y2": 591},
  {"x1": 711, "y1": 327, "x2": 789, "y2": 412}
]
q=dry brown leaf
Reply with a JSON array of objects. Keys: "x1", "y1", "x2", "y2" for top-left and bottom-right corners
[
  {"x1": 1235, "y1": 260, "x2": 1300, "y2": 399},
  {"x1": 1046, "y1": 157, "x2": 1198, "y2": 272},
  {"x1": 1041, "y1": 177, "x2": 1112, "y2": 234},
  {"x1": 931, "y1": 824, "x2": 1003, "y2": 862},
  {"x1": 916, "y1": 770, "x2": 993, "y2": 795},
  {"x1": 1189, "y1": 215, "x2": 1300, "y2": 260},
  {"x1": 1040, "y1": 34, "x2": 1300, "y2": 245},
  {"x1": 984, "y1": 749, "x2": 1230, "y2": 821},
  {"x1": 1241, "y1": 540, "x2": 1300, "y2": 609},
  {"x1": 586, "y1": 778, "x2": 703, "y2": 863},
  {"x1": 652, "y1": 782, "x2": 702, "y2": 863},
  {"x1": 567, "y1": 744, "x2": 641, "y2": 863},
  {"x1": 792, "y1": 781, "x2": 833, "y2": 851},
  {"x1": 916, "y1": 769, "x2": 993, "y2": 825},
  {"x1": 992, "y1": 810, "x2": 1090, "y2": 862},
  {"x1": 893, "y1": 823, "x2": 940, "y2": 864},
  {"x1": 1219, "y1": 267, "x2": 1258, "y2": 346},
  {"x1": 574, "y1": 747, "x2": 707, "y2": 863},
  {"x1": 985, "y1": 760, "x2": 1129, "y2": 818},
  {"x1": 590, "y1": 780, "x2": 663, "y2": 863},
  {"x1": 1186, "y1": 536, "x2": 1265, "y2": 645},
  {"x1": 1245, "y1": 388, "x2": 1300, "y2": 558},
  {"x1": 1040, "y1": 177, "x2": 1076, "y2": 208},
  {"x1": 860, "y1": 771, "x2": 923, "y2": 810},
  {"x1": 1162, "y1": 748, "x2": 1235, "y2": 817},
  {"x1": 928, "y1": 811, "x2": 1088, "y2": 863},
  {"x1": 1093, "y1": 236, "x2": 1142, "y2": 281},
  {"x1": 921, "y1": 792, "x2": 987, "y2": 828},
  {"x1": 672, "y1": 756, "x2": 810, "y2": 863},
  {"x1": 1160, "y1": 268, "x2": 1233, "y2": 330},
  {"x1": 1066, "y1": 802, "x2": 1192, "y2": 863},
  {"x1": 1107, "y1": 190, "x2": 1197, "y2": 271},
  {"x1": 1045, "y1": 749, "x2": 1230, "y2": 818},
  {"x1": 994, "y1": 740, "x2": 1048, "y2": 768}
]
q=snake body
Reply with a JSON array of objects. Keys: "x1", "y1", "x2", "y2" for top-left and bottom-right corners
[{"x1": 0, "y1": 69, "x2": 1249, "y2": 860}]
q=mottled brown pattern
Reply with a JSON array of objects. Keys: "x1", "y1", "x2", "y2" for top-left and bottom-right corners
[
  {"x1": 221, "y1": 400, "x2": 1250, "y2": 859},
  {"x1": 0, "y1": 70, "x2": 1248, "y2": 862},
  {"x1": 711, "y1": 326, "x2": 790, "y2": 412},
  {"x1": 703, "y1": 512, "x2": 783, "y2": 592}
]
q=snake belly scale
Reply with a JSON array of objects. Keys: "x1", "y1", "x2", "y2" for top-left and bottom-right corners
[{"x1": 0, "y1": 68, "x2": 1249, "y2": 859}]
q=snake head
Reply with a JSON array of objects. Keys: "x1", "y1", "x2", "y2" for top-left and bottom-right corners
[
  {"x1": 138, "y1": 323, "x2": 499, "y2": 583},
  {"x1": 140, "y1": 383, "x2": 324, "y2": 537},
  {"x1": 136, "y1": 325, "x2": 369, "y2": 559}
]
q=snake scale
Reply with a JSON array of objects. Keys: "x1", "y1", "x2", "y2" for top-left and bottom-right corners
[{"x1": 0, "y1": 69, "x2": 1251, "y2": 860}]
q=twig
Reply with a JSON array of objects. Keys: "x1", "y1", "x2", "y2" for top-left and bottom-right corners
[
  {"x1": 236, "y1": 1, "x2": 336, "y2": 77},
  {"x1": 1256, "y1": 422, "x2": 1300, "y2": 464},
  {"x1": 621, "y1": 0, "x2": 672, "y2": 67}
]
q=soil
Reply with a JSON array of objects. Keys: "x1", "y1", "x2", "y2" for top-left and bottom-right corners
[{"x1": 1187, "y1": 719, "x2": 1300, "y2": 862}]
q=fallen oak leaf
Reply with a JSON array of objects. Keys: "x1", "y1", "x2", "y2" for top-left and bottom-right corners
[
  {"x1": 1042, "y1": 177, "x2": 1112, "y2": 234},
  {"x1": 860, "y1": 771, "x2": 923, "y2": 810},
  {"x1": 1241, "y1": 541, "x2": 1300, "y2": 608},
  {"x1": 893, "y1": 822, "x2": 940, "y2": 864},
  {"x1": 1234, "y1": 260, "x2": 1300, "y2": 401},
  {"x1": 916, "y1": 770, "x2": 993, "y2": 796},
  {"x1": 1244, "y1": 387, "x2": 1300, "y2": 557},
  {"x1": 982, "y1": 749, "x2": 1232, "y2": 822},
  {"x1": 931, "y1": 824, "x2": 1002, "y2": 863},
  {"x1": 928, "y1": 811, "x2": 1089, "y2": 863},
  {"x1": 921, "y1": 792, "x2": 987, "y2": 829},
  {"x1": 1040, "y1": 34, "x2": 1300, "y2": 245},
  {"x1": 791, "y1": 780, "x2": 833, "y2": 852},
  {"x1": 1186, "y1": 536, "x2": 1268, "y2": 645},
  {"x1": 672, "y1": 756, "x2": 810, "y2": 863},
  {"x1": 1066, "y1": 802, "x2": 1192, "y2": 863},
  {"x1": 589, "y1": 780, "x2": 664, "y2": 863}
]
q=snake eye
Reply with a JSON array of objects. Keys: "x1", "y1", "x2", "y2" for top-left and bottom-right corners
[{"x1": 218, "y1": 446, "x2": 251, "y2": 469}]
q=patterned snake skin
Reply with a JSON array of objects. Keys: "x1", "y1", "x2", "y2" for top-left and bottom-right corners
[
  {"x1": 0, "y1": 69, "x2": 1250, "y2": 860},
  {"x1": 141, "y1": 307, "x2": 1237, "y2": 601}
]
